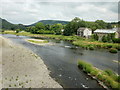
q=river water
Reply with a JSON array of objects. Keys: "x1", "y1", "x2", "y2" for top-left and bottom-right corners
[{"x1": 1, "y1": 34, "x2": 119, "y2": 88}]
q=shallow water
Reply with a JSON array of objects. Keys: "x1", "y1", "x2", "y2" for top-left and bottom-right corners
[{"x1": 1, "y1": 34, "x2": 119, "y2": 88}]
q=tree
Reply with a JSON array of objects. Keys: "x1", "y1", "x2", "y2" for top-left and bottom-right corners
[
  {"x1": 29, "y1": 26, "x2": 37, "y2": 34},
  {"x1": 35, "y1": 22, "x2": 45, "y2": 30},
  {"x1": 16, "y1": 29, "x2": 20, "y2": 33},
  {"x1": 45, "y1": 24, "x2": 51, "y2": 30},
  {"x1": 51, "y1": 23, "x2": 63, "y2": 35},
  {"x1": 63, "y1": 17, "x2": 85, "y2": 36},
  {"x1": 92, "y1": 34, "x2": 99, "y2": 41},
  {"x1": 95, "y1": 20, "x2": 107, "y2": 29},
  {"x1": 102, "y1": 35, "x2": 107, "y2": 42}
]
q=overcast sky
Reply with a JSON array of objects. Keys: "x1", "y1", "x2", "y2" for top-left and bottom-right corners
[{"x1": 0, "y1": 0, "x2": 119, "y2": 25}]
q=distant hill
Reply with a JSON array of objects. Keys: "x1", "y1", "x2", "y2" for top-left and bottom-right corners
[
  {"x1": 30, "y1": 20, "x2": 69, "y2": 26},
  {"x1": 0, "y1": 18, "x2": 26, "y2": 30}
]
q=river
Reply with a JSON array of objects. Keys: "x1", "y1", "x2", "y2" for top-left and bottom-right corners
[{"x1": 1, "y1": 34, "x2": 119, "y2": 88}]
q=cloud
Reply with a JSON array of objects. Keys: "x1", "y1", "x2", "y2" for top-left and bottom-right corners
[{"x1": 0, "y1": 0, "x2": 118, "y2": 25}]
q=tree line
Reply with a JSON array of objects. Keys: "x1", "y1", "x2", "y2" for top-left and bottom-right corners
[{"x1": 24, "y1": 17, "x2": 113, "y2": 36}]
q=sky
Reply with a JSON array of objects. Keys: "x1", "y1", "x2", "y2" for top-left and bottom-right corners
[{"x1": 0, "y1": 0, "x2": 119, "y2": 25}]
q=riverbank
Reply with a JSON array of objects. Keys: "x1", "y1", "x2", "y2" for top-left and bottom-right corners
[
  {"x1": 0, "y1": 36, "x2": 62, "y2": 88},
  {"x1": 78, "y1": 60, "x2": 120, "y2": 89},
  {"x1": 1, "y1": 31, "x2": 119, "y2": 52}
]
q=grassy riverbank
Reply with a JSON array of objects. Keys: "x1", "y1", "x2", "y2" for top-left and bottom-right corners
[
  {"x1": 1, "y1": 30, "x2": 119, "y2": 52},
  {"x1": 78, "y1": 60, "x2": 120, "y2": 89}
]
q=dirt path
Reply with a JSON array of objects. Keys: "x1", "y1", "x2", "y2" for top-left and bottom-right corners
[{"x1": 0, "y1": 36, "x2": 62, "y2": 88}]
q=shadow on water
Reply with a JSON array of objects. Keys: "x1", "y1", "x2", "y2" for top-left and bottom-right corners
[{"x1": 1, "y1": 34, "x2": 119, "y2": 88}]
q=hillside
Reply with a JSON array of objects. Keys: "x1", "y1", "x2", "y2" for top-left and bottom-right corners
[
  {"x1": 30, "y1": 20, "x2": 69, "y2": 26},
  {"x1": 0, "y1": 18, "x2": 26, "y2": 30}
]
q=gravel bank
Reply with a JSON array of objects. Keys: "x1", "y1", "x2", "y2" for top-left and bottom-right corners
[{"x1": 0, "y1": 36, "x2": 62, "y2": 88}]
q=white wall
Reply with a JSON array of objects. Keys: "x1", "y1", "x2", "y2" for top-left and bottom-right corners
[{"x1": 83, "y1": 28, "x2": 92, "y2": 37}]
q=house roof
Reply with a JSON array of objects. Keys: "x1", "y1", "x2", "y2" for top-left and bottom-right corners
[
  {"x1": 77, "y1": 27, "x2": 91, "y2": 31},
  {"x1": 94, "y1": 29, "x2": 117, "y2": 34}
]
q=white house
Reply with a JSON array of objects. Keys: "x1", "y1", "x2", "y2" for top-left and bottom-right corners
[{"x1": 77, "y1": 28, "x2": 92, "y2": 38}]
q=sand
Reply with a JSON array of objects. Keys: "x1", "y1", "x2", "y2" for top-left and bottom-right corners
[{"x1": 0, "y1": 36, "x2": 62, "y2": 88}]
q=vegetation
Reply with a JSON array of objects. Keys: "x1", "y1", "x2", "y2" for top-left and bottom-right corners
[
  {"x1": 1, "y1": 17, "x2": 119, "y2": 52},
  {"x1": 1, "y1": 31, "x2": 119, "y2": 52},
  {"x1": 27, "y1": 39, "x2": 48, "y2": 44},
  {"x1": 63, "y1": 17, "x2": 113, "y2": 36},
  {"x1": 0, "y1": 18, "x2": 26, "y2": 30},
  {"x1": 31, "y1": 20, "x2": 69, "y2": 26},
  {"x1": 78, "y1": 60, "x2": 120, "y2": 89},
  {"x1": 109, "y1": 48, "x2": 118, "y2": 53}
]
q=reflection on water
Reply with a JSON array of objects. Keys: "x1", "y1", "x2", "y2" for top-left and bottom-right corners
[{"x1": 1, "y1": 34, "x2": 119, "y2": 88}]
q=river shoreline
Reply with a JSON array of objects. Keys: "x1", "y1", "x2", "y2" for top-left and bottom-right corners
[
  {"x1": 0, "y1": 36, "x2": 62, "y2": 88},
  {"x1": 1, "y1": 31, "x2": 119, "y2": 53}
]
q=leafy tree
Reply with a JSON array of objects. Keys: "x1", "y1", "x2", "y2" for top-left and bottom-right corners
[
  {"x1": 107, "y1": 23, "x2": 113, "y2": 29},
  {"x1": 45, "y1": 24, "x2": 51, "y2": 30},
  {"x1": 92, "y1": 34, "x2": 99, "y2": 41},
  {"x1": 63, "y1": 17, "x2": 81, "y2": 36},
  {"x1": 95, "y1": 20, "x2": 107, "y2": 29},
  {"x1": 102, "y1": 35, "x2": 108, "y2": 42},
  {"x1": 51, "y1": 23, "x2": 63, "y2": 35},
  {"x1": 16, "y1": 29, "x2": 21, "y2": 33},
  {"x1": 29, "y1": 26, "x2": 37, "y2": 34},
  {"x1": 35, "y1": 22, "x2": 45, "y2": 30}
]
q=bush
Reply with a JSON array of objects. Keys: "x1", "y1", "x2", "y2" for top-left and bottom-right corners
[
  {"x1": 115, "y1": 46, "x2": 120, "y2": 51},
  {"x1": 112, "y1": 38, "x2": 120, "y2": 43},
  {"x1": 104, "y1": 69, "x2": 114, "y2": 76},
  {"x1": 117, "y1": 76, "x2": 120, "y2": 83},
  {"x1": 89, "y1": 46, "x2": 95, "y2": 50},
  {"x1": 107, "y1": 45, "x2": 112, "y2": 48},
  {"x1": 90, "y1": 69, "x2": 99, "y2": 76},
  {"x1": 109, "y1": 48, "x2": 118, "y2": 53}
]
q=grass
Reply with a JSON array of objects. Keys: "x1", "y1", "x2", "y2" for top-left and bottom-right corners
[
  {"x1": 78, "y1": 60, "x2": 120, "y2": 89},
  {"x1": 1, "y1": 30, "x2": 119, "y2": 52},
  {"x1": 27, "y1": 39, "x2": 48, "y2": 44}
]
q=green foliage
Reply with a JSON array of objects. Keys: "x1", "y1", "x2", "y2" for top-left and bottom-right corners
[
  {"x1": 104, "y1": 69, "x2": 115, "y2": 76},
  {"x1": 63, "y1": 17, "x2": 110, "y2": 36},
  {"x1": 1, "y1": 18, "x2": 26, "y2": 30},
  {"x1": 95, "y1": 20, "x2": 107, "y2": 29},
  {"x1": 28, "y1": 39, "x2": 48, "y2": 44},
  {"x1": 92, "y1": 34, "x2": 99, "y2": 41},
  {"x1": 51, "y1": 23, "x2": 63, "y2": 35},
  {"x1": 112, "y1": 38, "x2": 120, "y2": 43},
  {"x1": 16, "y1": 29, "x2": 21, "y2": 33},
  {"x1": 37, "y1": 30, "x2": 54, "y2": 34},
  {"x1": 35, "y1": 22, "x2": 45, "y2": 30},
  {"x1": 109, "y1": 48, "x2": 118, "y2": 53},
  {"x1": 89, "y1": 46, "x2": 95, "y2": 50},
  {"x1": 32, "y1": 20, "x2": 68, "y2": 25},
  {"x1": 78, "y1": 60, "x2": 120, "y2": 89},
  {"x1": 102, "y1": 35, "x2": 108, "y2": 42}
]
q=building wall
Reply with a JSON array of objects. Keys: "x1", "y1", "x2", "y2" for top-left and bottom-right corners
[{"x1": 83, "y1": 28, "x2": 92, "y2": 38}]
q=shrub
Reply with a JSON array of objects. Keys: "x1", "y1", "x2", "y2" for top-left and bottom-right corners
[
  {"x1": 117, "y1": 76, "x2": 120, "y2": 83},
  {"x1": 104, "y1": 69, "x2": 114, "y2": 76},
  {"x1": 115, "y1": 46, "x2": 120, "y2": 51},
  {"x1": 112, "y1": 38, "x2": 120, "y2": 43},
  {"x1": 90, "y1": 69, "x2": 99, "y2": 76},
  {"x1": 89, "y1": 46, "x2": 95, "y2": 50},
  {"x1": 107, "y1": 45, "x2": 112, "y2": 48},
  {"x1": 109, "y1": 48, "x2": 118, "y2": 53}
]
